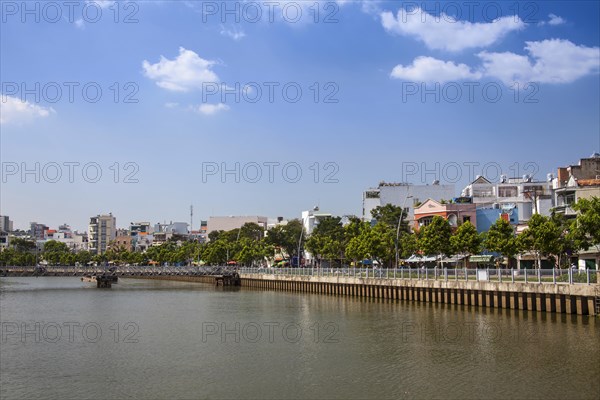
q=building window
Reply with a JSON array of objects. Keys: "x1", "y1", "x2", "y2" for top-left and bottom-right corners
[
  {"x1": 448, "y1": 214, "x2": 458, "y2": 227},
  {"x1": 523, "y1": 185, "x2": 545, "y2": 196},
  {"x1": 473, "y1": 189, "x2": 494, "y2": 197},
  {"x1": 418, "y1": 216, "x2": 433, "y2": 227},
  {"x1": 498, "y1": 186, "x2": 517, "y2": 197},
  {"x1": 563, "y1": 193, "x2": 576, "y2": 205},
  {"x1": 463, "y1": 216, "x2": 471, "y2": 223}
]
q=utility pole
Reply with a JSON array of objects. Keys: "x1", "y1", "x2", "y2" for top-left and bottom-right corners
[{"x1": 190, "y1": 205, "x2": 193, "y2": 235}]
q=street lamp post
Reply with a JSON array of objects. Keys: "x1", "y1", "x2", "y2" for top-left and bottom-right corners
[
  {"x1": 396, "y1": 194, "x2": 413, "y2": 268},
  {"x1": 297, "y1": 228, "x2": 303, "y2": 268}
]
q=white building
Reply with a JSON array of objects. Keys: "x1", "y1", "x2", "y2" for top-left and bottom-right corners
[
  {"x1": 267, "y1": 217, "x2": 289, "y2": 230},
  {"x1": 362, "y1": 182, "x2": 455, "y2": 226},
  {"x1": 301, "y1": 208, "x2": 332, "y2": 236},
  {"x1": 43, "y1": 230, "x2": 88, "y2": 252},
  {"x1": 154, "y1": 222, "x2": 189, "y2": 235},
  {"x1": 461, "y1": 175, "x2": 553, "y2": 223}
]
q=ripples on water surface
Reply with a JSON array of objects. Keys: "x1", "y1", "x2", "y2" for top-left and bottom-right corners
[{"x1": 1, "y1": 277, "x2": 598, "y2": 400}]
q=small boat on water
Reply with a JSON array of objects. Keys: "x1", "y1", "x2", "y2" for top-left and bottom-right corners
[{"x1": 81, "y1": 275, "x2": 97, "y2": 283}]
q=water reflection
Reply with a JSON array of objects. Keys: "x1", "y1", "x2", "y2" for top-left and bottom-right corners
[{"x1": 1, "y1": 277, "x2": 598, "y2": 400}]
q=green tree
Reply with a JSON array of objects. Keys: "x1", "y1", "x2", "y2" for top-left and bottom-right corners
[
  {"x1": 42, "y1": 240, "x2": 71, "y2": 265},
  {"x1": 517, "y1": 214, "x2": 562, "y2": 268},
  {"x1": 369, "y1": 222, "x2": 395, "y2": 267},
  {"x1": 43, "y1": 240, "x2": 70, "y2": 253},
  {"x1": 345, "y1": 222, "x2": 395, "y2": 267},
  {"x1": 450, "y1": 221, "x2": 482, "y2": 266},
  {"x1": 571, "y1": 196, "x2": 600, "y2": 247},
  {"x1": 202, "y1": 239, "x2": 229, "y2": 265},
  {"x1": 306, "y1": 217, "x2": 345, "y2": 267},
  {"x1": 483, "y1": 218, "x2": 519, "y2": 266},
  {"x1": 239, "y1": 223, "x2": 265, "y2": 241},
  {"x1": 76, "y1": 251, "x2": 93, "y2": 266},
  {"x1": 399, "y1": 231, "x2": 419, "y2": 259},
  {"x1": 235, "y1": 237, "x2": 269, "y2": 266},
  {"x1": 208, "y1": 230, "x2": 224, "y2": 242},
  {"x1": 265, "y1": 219, "x2": 304, "y2": 260},
  {"x1": 10, "y1": 238, "x2": 37, "y2": 252},
  {"x1": 418, "y1": 216, "x2": 453, "y2": 265},
  {"x1": 345, "y1": 222, "x2": 371, "y2": 265},
  {"x1": 371, "y1": 204, "x2": 409, "y2": 233},
  {"x1": 550, "y1": 213, "x2": 582, "y2": 268}
]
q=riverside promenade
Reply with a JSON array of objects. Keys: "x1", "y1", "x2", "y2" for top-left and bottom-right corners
[
  {"x1": 238, "y1": 267, "x2": 600, "y2": 316},
  {"x1": 2, "y1": 265, "x2": 598, "y2": 315}
]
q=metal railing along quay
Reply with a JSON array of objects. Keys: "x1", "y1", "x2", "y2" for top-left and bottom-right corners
[
  {"x1": 239, "y1": 267, "x2": 599, "y2": 285},
  {"x1": 2, "y1": 265, "x2": 598, "y2": 285}
]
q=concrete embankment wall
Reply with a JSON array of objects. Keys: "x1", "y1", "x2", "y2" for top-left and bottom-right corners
[
  {"x1": 240, "y1": 274, "x2": 599, "y2": 316},
  {"x1": 121, "y1": 274, "x2": 598, "y2": 316}
]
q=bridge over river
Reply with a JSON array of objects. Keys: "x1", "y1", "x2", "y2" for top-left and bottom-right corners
[{"x1": 0, "y1": 265, "x2": 237, "y2": 278}]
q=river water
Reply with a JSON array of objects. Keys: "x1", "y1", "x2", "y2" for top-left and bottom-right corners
[{"x1": 1, "y1": 277, "x2": 598, "y2": 400}]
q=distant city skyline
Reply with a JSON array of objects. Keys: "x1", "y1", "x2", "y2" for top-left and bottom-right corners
[{"x1": 3, "y1": 151, "x2": 598, "y2": 232}]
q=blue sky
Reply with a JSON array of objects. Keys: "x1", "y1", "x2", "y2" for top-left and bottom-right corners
[{"x1": 1, "y1": 0, "x2": 599, "y2": 231}]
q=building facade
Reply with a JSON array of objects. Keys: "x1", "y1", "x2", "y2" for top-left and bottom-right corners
[
  {"x1": 30, "y1": 222, "x2": 49, "y2": 240},
  {"x1": 461, "y1": 175, "x2": 553, "y2": 223},
  {"x1": 0, "y1": 216, "x2": 13, "y2": 233},
  {"x1": 362, "y1": 182, "x2": 455, "y2": 227},
  {"x1": 553, "y1": 153, "x2": 600, "y2": 218},
  {"x1": 413, "y1": 199, "x2": 477, "y2": 231},
  {"x1": 88, "y1": 214, "x2": 116, "y2": 255},
  {"x1": 476, "y1": 204, "x2": 519, "y2": 233}
]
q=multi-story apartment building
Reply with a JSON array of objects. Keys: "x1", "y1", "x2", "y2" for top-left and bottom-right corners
[
  {"x1": 88, "y1": 213, "x2": 116, "y2": 255},
  {"x1": 553, "y1": 153, "x2": 600, "y2": 218},
  {"x1": 461, "y1": 175, "x2": 554, "y2": 223},
  {"x1": 129, "y1": 222, "x2": 153, "y2": 251},
  {"x1": 301, "y1": 208, "x2": 332, "y2": 236},
  {"x1": 0, "y1": 216, "x2": 13, "y2": 233},
  {"x1": 29, "y1": 222, "x2": 49, "y2": 240},
  {"x1": 362, "y1": 182, "x2": 455, "y2": 226}
]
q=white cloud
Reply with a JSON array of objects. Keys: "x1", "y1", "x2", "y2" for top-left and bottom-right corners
[
  {"x1": 220, "y1": 25, "x2": 246, "y2": 41},
  {"x1": 539, "y1": 14, "x2": 566, "y2": 26},
  {"x1": 164, "y1": 102, "x2": 179, "y2": 109},
  {"x1": 86, "y1": 1, "x2": 113, "y2": 9},
  {"x1": 391, "y1": 56, "x2": 481, "y2": 83},
  {"x1": 548, "y1": 14, "x2": 566, "y2": 26},
  {"x1": 196, "y1": 103, "x2": 230, "y2": 115},
  {"x1": 381, "y1": 7, "x2": 525, "y2": 52},
  {"x1": 142, "y1": 47, "x2": 220, "y2": 92},
  {"x1": 0, "y1": 96, "x2": 55, "y2": 125},
  {"x1": 74, "y1": 18, "x2": 85, "y2": 29},
  {"x1": 478, "y1": 39, "x2": 600, "y2": 84}
]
